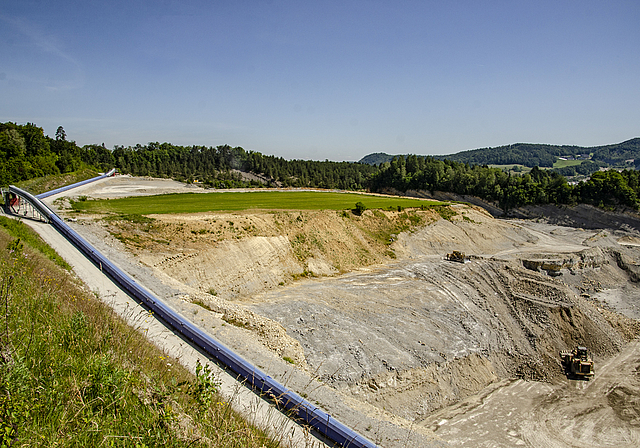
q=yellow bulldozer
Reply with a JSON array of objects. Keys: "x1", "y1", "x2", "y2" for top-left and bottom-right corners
[
  {"x1": 560, "y1": 346, "x2": 594, "y2": 379},
  {"x1": 446, "y1": 251, "x2": 469, "y2": 263}
]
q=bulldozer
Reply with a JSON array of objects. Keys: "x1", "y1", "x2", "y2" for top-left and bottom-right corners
[
  {"x1": 446, "y1": 251, "x2": 469, "y2": 263},
  {"x1": 560, "y1": 346, "x2": 594, "y2": 379}
]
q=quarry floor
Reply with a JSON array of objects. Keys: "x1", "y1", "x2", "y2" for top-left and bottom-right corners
[{"x1": 42, "y1": 176, "x2": 640, "y2": 447}]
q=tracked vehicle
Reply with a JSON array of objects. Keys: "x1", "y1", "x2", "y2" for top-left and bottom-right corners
[
  {"x1": 446, "y1": 251, "x2": 469, "y2": 263},
  {"x1": 560, "y1": 346, "x2": 595, "y2": 379}
]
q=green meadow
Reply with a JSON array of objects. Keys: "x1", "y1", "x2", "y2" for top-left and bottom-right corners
[
  {"x1": 553, "y1": 158, "x2": 584, "y2": 168},
  {"x1": 71, "y1": 191, "x2": 442, "y2": 214},
  {"x1": 488, "y1": 164, "x2": 532, "y2": 173}
]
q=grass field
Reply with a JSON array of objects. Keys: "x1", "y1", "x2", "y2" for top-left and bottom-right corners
[
  {"x1": 71, "y1": 191, "x2": 442, "y2": 214},
  {"x1": 553, "y1": 159, "x2": 584, "y2": 168},
  {"x1": 488, "y1": 164, "x2": 531, "y2": 173}
]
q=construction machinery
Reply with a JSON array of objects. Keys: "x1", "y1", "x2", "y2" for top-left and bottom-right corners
[
  {"x1": 560, "y1": 346, "x2": 595, "y2": 379},
  {"x1": 446, "y1": 251, "x2": 469, "y2": 263}
]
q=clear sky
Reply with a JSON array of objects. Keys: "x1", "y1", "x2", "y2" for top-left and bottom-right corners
[{"x1": 1, "y1": 1, "x2": 639, "y2": 161}]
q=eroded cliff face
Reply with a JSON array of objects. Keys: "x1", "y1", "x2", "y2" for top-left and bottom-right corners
[
  {"x1": 144, "y1": 235, "x2": 302, "y2": 296},
  {"x1": 108, "y1": 206, "x2": 454, "y2": 298}
]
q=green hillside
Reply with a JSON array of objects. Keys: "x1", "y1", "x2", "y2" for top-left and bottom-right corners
[{"x1": 358, "y1": 138, "x2": 640, "y2": 170}]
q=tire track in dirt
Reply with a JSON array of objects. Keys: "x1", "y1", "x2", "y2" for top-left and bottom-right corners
[{"x1": 521, "y1": 339, "x2": 640, "y2": 448}]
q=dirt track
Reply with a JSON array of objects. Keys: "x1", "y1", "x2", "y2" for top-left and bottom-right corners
[
  {"x1": 418, "y1": 338, "x2": 640, "y2": 446},
  {"x1": 45, "y1": 176, "x2": 640, "y2": 447}
]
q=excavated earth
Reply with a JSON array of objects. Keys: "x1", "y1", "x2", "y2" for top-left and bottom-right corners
[{"x1": 53, "y1": 176, "x2": 640, "y2": 447}]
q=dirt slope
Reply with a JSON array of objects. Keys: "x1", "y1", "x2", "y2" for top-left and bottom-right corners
[
  {"x1": 59, "y1": 176, "x2": 640, "y2": 447},
  {"x1": 102, "y1": 206, "x2": 450, "y2": 298}
]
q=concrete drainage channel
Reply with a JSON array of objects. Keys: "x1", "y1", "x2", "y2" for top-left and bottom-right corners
[{"x1": 7, "y1": 180, "x2": 378, "y2": 448}]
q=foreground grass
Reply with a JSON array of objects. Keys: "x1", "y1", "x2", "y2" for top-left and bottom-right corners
[
  {"x1": 71, "y1": 190, "x2": 441, "y2": 215},
  {"x1": 0, "y1": 222, "x2": 281, "y2": 447},
  {"x1": 0, "y1": 216, "x2": 70, "y2": 269}
]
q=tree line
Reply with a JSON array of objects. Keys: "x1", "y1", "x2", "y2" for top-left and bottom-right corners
[
  {"x1": 437, "y1": 139, "x2": 640, "y2": 169},
  {"x1": 370, "y1": 154, "x2": 639, "y2": 210},
  {"x1": 111, "y1": 142, "x2": 378, "y2": 190},
  {"x1": 0, "y1": 123, "x2": 377, "y2": 190},
  {"x1": 1, "y1": 122, "x2": 638, "y2": 211}
]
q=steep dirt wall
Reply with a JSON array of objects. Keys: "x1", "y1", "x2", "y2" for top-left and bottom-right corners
[
  {"x1": 142, "y1": 235, "x2": 303, "y2": 297},
  {"x1": 392, "y1": 205, "x2": 536, "y2": 258},
  {"x1": 351, "y1": 353, "x2": 499, "y2": 420},
  {"x1": 400, "y1": 188, "x2": 640, "y2": 234},
  {"x1": 109, "y1": 206, "x2": 456, "y2": 298},
  {"x1": 512, "y1": 203, "x2": 640, "y2": 232}
]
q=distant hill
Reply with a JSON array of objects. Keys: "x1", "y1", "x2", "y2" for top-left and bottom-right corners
[
  {"x1": 359, "y1": 138, "x2": 640, "y2": 169},
  {"x1": 358, "y1": 153, "x2": 396, "y2": 166}
]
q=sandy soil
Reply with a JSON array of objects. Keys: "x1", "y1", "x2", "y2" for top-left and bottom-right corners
[{"x1": 45, "y1": 175, "x2": 640, "y2": 447}]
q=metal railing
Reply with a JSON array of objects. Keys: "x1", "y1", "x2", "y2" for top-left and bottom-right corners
[{"x1": 35, "y1": 168, "x2": 116, "y2": 199}]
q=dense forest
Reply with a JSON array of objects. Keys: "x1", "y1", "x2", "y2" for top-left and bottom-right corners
[
  {"x1": 1, "y1": 122, "x2": 639, "y2": 211},
  {"x1": 370, "y1": 155, "x2": 639, "y2": 211},
  {"x1": 0, "y1": 122, "x2": 376, "y2": 190},
  {"x1": 112, "y1": 142, "x2": 377, "y2": 190}
]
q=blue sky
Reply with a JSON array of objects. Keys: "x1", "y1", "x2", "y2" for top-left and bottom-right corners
[{"x1": 1, "y1": 1, "x2": 639, "y2": 161}]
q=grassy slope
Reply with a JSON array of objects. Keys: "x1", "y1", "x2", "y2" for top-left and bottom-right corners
[
  {"x1": 0, "y1": 220, "x2": 280, "y2": 447},
  {"x1": 553, "y1": 159, "x2": 584, "y2": 168},
  {"x1": 71, "y1": 191, "x2": 441, "y2": 215},
  {"x1": 0, "y1": 216, "x2": 70, "y2": 269},
  {"x1": 15, "y1": 168, "x2": 100, "y2": 196}
]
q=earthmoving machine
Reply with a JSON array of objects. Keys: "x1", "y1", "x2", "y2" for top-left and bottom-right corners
[
  {"x1": 446, "y1": 251, "x2": 469, "y2": 263},
  {"x1": 560, "y1": 346, "x2": 595, "y2": 379}
]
